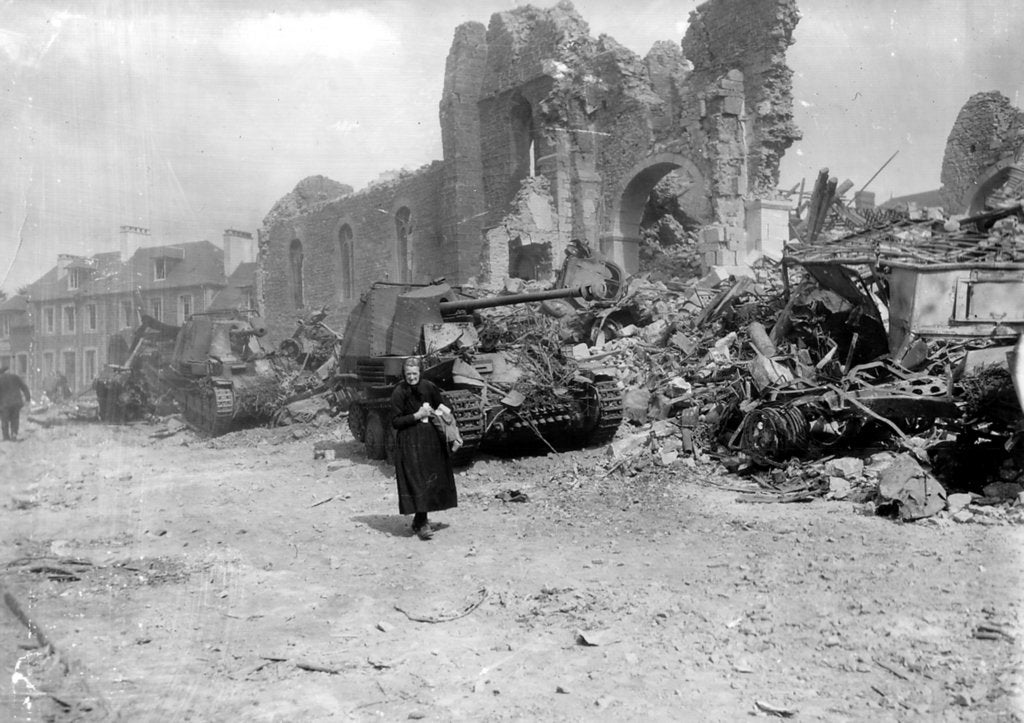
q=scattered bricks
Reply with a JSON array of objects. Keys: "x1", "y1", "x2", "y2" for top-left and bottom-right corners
[
  {"x1": 608, "y1": 431, "x2": 650, "y2": 459},
  {"x1": 982, "y1": 481, "x2": 1024, "y2": 500},
  {"x1": 670, "y1": 332, "x2": 698, "y2": 356},
  {"x1": 952, "y1": 509, "x2": 974, "y2": 523},
  {"x1": 697, "y1": 265, "x2": 756, "y2": 288},
  {"x1": 947, "y1": 493, "x2": 973, "y2": 514},
  {"x1": 824, "y1": 457, "x2": 865, "y2": 480}
]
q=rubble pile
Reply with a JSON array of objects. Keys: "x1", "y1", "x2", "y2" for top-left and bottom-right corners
[{"x1": 469, "y1": 195, "x2": 1024, "y2": 525}]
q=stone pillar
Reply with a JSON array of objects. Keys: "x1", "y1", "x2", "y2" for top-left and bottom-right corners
[{"x1": 744, "y1": 198, "x2": 791, "y2": 262}]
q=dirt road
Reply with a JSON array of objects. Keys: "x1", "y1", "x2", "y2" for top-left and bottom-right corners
[{"x1": 2, "y1": 419, "x2": 1022, "y2": 721}]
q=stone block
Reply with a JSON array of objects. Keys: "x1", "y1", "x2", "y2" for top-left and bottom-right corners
[
  {"x1": 701, "y1": 225, "x2": 727, "y2": 245},
  {"x1": 824, "y1": 457, "x2": 864, "y2": 479},
  {"x1": 983, "y1": 481, "x2": 1023, "y2": 500},
  {"x1": 721, "y1": 96, "x2": 744, "y2": 116},
  {"x1": 946, "y1": 493, "x2": 973, "y2": 513}
]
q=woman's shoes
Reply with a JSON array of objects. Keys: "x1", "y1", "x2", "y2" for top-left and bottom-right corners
[{"x1": 414, "y1": 523, "x2": 434, "y2": 540}]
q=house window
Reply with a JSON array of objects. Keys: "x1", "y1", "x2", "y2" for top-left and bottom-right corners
[
  {"x1": 44, "y1": 307, "x2": 55, "y2": 334},
  {"x1": 178, "y1": 294, "x2": 193, "y2": 323},
  {"x1": 86, "y1": 304, "x2": 98, "y2": 332},
  {"x1": 43, "y1": 351, "x2": 55, "y2": 376},
  {"x1": 246, "y1": 290, "x2": 256, "y2": 311},
  {"x1": 0, "y1": 355, "x2": 10, "y2": 370},
  {"x1": 154, "y1": 258, "x2": 168, "y2": 281},
  {"x1": 290, "y1": 239, "x2": 305, "y2": 309},
  {"x1": 150, "y1": 298, "x2": 163, "y2": 321},
  {"x1": 63, "y1": 305, "x2": 76, "y2": 333},
  {"x1": 122, "y1": 301, "x2": 134, "y2": 328},
  {"x1": 338, "y1": 224, "x2": 355, "y2": 299},
  {"x1": 0, "y1": 315, "x2": 9, "y2": 338},
  {"x1": 63, "y1": 350, "x2": 76, "y2": 389},
  {"x1": 68, "y1": 268, "x2": 83, "y2": 290},
  {"x1": 84, "y1": 348, "x2": 97, "y2": 383},
  {"x1": 16, "y1": 353, "x2": 27, "y2": 375},
  {"x1": 395, "y1": 208, "x2": 412, "y2": 283}
]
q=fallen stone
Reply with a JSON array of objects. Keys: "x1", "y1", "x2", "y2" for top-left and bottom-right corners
[
  {"x1": 947, "y1": 493, "x2": 973, "y2": 514},
  {"x1": 877, "y1": 453, "x2": 947, "y2": 521},
  {"x1": 696, "y1": 265, "x2": 755, "y2": 289},
  {"x1": 824, "y1": 457, "x2": 865, "y2": 479},
  {"x1": 327, "y1": 460, "x2": 354, "y2": 471},
  {"x1": 827, "y1": 477, "x2": 851, "y2": 499},
  {"x1": 983, "y1": 481, "x2": 1023, "y2": 500},
  {"x1": 608, "y1": 431, "x2": 650, "y2": 459},
  {"x1": 952, "y1": 509, "x2": 974, "y2": 523}
]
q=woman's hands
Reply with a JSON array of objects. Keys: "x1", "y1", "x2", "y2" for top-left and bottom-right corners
[{"x1": 414, "y1": 402, "x2": 434, "y2": 421}]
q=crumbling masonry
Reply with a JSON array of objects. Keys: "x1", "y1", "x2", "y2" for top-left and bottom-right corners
[
  {"x1": 258, "y1": 0, "x2": 801, "y2": 343},
  {"x1": 940, "y1": 90, "x2": 1024, "y2": 215}
]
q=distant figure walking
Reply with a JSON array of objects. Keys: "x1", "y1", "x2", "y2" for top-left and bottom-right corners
[
  {"x1": 390, "y1": 356, "x2": 457, "y2": 540},
  {"x1": 0, "y1": 366, "x2": 31, "y2": 442}
]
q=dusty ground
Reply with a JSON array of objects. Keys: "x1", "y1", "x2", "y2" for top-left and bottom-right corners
[{"x1": 2, "y1": 416, "x2": 1023, "y2": 722}]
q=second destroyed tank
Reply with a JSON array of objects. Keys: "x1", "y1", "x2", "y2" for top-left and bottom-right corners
[{"x1": 159, "y1": 312, "x2": 281, "y2": 436}]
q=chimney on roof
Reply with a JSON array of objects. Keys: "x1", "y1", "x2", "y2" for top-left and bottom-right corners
[
  {"x1": 119, "y1": 225, "x2": 150, "y2": 261},
  {"x1": 57, "y1": 253, "x2": 75, "y2": 279},
  {"x1": 222, "y1": 229, "x2": 255, "y2": 278}
]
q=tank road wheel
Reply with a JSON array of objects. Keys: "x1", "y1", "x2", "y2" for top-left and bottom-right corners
[
  {"x1": 348, "y1": 403, "x2": 368, "y2": 442},
  {"x1": 363, "y1": 410, "x2": 387, "y2": 460}
]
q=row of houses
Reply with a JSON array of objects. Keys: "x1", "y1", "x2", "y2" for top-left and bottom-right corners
[{"x1": 0, "y1": 226, "x2": 257, "y2": 398}]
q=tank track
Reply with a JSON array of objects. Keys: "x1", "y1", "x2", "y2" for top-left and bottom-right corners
[
  {"x1": 582, "y1": 378, "x2": 623, "y2": 448},
  {"x1": 445, "y1": 389, "x2": 483, "y2": 467}
]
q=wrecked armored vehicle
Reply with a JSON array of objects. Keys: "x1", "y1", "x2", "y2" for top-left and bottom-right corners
[
  {"x1": 158, "y1": 313, "x2": 281, "y2": 436},
  {"x1": 95, "y1": 314, "x2": 181, "y2": 423},
  {"x1": 338, "y1": 279, "x2": 623, "y2": 466}
]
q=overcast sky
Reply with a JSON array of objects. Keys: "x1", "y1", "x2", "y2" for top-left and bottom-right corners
[{"x1": 1, "y1": 0, "x2": 1021, "y2": 294}]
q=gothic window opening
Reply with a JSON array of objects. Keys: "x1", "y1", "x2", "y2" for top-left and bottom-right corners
[
  {"x1": 511, "y1": 96, "x2": 540, "y2": 185},
  {"x1": 338, "y1": 225, "x2": 355, "y2": 299},
  {"x1": 290, "y1": 239, "x2": 305, "y2": 309},
  {"x1": 395, "y1": 208, "x2": 412, "y2": 283}
]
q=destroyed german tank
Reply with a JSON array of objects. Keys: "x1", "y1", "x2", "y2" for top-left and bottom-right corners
[
  {"x1": 97, "y1": 311, "x2": 281, "y2": 435},
  {"x1": 157, "y1": 312, "x2": 281, "y2": 436},
  {"x1": 338, "y1": 274, "x2": 624, "y2": 466}
]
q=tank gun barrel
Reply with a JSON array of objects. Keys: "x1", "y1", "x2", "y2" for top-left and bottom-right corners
[{"x1": 439, "y1": 285, "x2": 591, "y2": 313}]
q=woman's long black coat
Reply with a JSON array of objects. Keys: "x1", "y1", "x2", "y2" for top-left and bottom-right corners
[{"x1": 390, "y1": 379, "x2": 457, "y2": 515}]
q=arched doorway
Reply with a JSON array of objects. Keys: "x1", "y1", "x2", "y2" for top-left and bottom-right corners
[{"x1": 604, "y1": 154, "x2": 709, "y2": 276}]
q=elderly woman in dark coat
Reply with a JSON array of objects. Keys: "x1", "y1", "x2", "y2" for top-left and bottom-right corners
[{"x1": 390, "y1": 357, "x2": 457, "y2": 539}]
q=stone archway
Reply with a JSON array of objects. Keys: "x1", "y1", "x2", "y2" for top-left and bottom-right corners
[
  {"x1": 602, "y1": 153, "x2": 709, "y2": 275},
  {"x1": 966, "y1": 156, "x2": 1024, "y2": 215}
]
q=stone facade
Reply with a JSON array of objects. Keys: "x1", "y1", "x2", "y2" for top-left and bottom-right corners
[
  {"x1": 14, "y1": 228, "x2": 255, "y2": 396},
  {"x1": 940, "y1": 91, "x2": 1024, "y2": 214},
  {"x1": 258, "y1": 0, "x2": 801, "y2": 344}
]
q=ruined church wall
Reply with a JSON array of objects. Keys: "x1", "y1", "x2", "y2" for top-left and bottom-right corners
[
  {"x1": 682, "y1": 0, "x2": 801, "y2": 194},
  {"x1": 259, "y1": 165, "x2": 446, "y2": 344}
]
